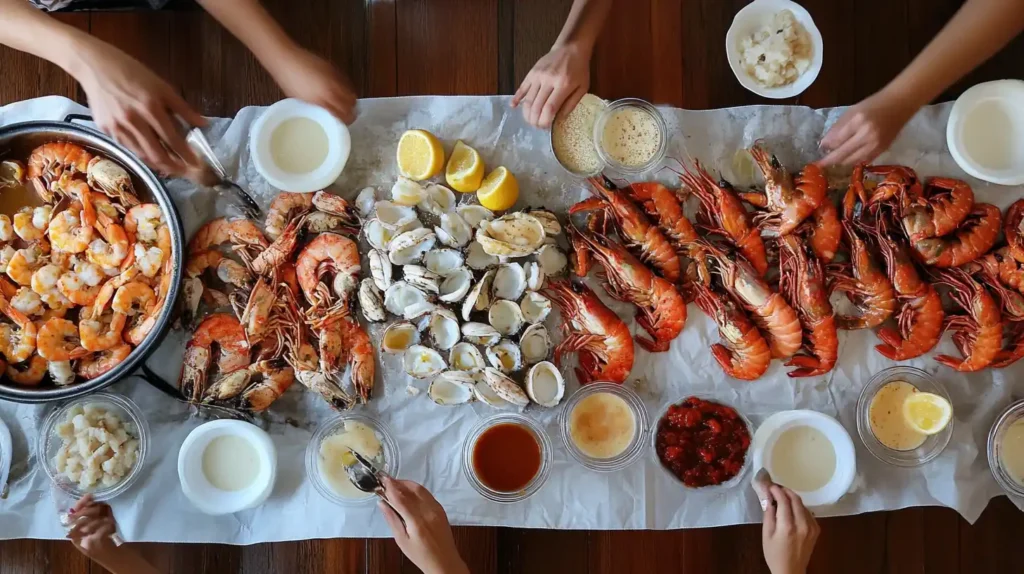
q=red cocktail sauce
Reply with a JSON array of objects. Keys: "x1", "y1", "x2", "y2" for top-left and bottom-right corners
[{"x1": 472, "y1": 423, "x2": 541, "y2": 492}]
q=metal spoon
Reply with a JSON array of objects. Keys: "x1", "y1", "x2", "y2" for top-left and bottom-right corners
[
  {"x1": 341, "y1": 448, "x2": 405, "y2": 524},
  {"x1": 184, "y1": 127, "x2": 262, "y2": 220}
]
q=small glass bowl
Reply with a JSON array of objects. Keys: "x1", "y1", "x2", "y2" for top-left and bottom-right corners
[
  {"x1": 987, "y1": 399, "x2": 1024, "y2": 497},
  {"x1": 592, "y1": 98, "x2": 668, "y2": 175},
  {"x1": 549, "y1": 96, "x2": 608, "y2": 178},
  {"x1": 651, "y1": 395, "x2": 754, "y2": 492},
  {"x1": 558, "y1": 382, "x2": 650, "y2": 472},
  {"x1": 856, "y1": 366, "x2": 953, "y2": 467},
  {"x1": 38, "y1": 392, "x2": 150, "y2": 502},
  {"x1": 462, "y1": 413, "x2": 552, "y2": 503},
  {"x1": 305, "y1": 413, "x2": 401, "y2": 506}
]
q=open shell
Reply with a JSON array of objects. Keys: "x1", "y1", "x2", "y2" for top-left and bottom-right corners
[
  {"x1": 358, "y1": 278, "x2": 386, "y2": 322},
  {"x1": 492, "y1": 262, "x2": 526, "y2": 301},
  {"x1": 462, "y1": 269, "x2": 494, "y2": 321},
  {"x1": 520, "y1": 323, "x2": 551, "y2": 364},
  {"x1": 457, "y1": 205, "x2": 494, "y2": 228},
  {"x1": 481, "y1": 367, "x2": 530, "y2": 407},
  {"x1": 525, "y1": 209, "x2": 561, "y2": 236},
  {"x1": 465, "y1": 240, "x2": 499, "y2": 270},
  {"x1": 525, "y1": 361, "x2": 565, "y2": 407},
  {"x1": 354, "y1": 187, "x2": 376, "y2": 218},
  {"x1": 404, "y1": 345, "x2": 447, "y2": 379},
  {"x1": 419, "y1": 183, "x2": 456, "y2": 215},
  {"x1": 428, "y1": 308, "x2": 461, "y2": 350},
  {"x1": 402, "y1": 265, "x2": 440, "y2": 294},
  {"x1": 369, "y1": 249, "x2": 393, "y2": 291},
  {"x1": 488, "y1": 299, "x2": 524, "y2": 336},
  {"x1": 388, "y1": 228, "x2": 436, "y2": 265},
  {"x1": 461, "y1": 322, "x2": 501, "y2": 346},
  {"x1": 520, "y1": 291, "x2": 552, "y2": 324},
  {"x1": 435, "y1": 212, "x2": 473, "y2": 248},
  {"x1": 391, "y1": 177, "x2": 427, "y2": 206},
  {"x1": 428, "y1": 371, "x2": 476, "y2": 405},
  {"x1": 365, "y1": 219, "x2": 396, "y2": 251},
  {"x1": 449, "y1": 342, "x2": 486, "y2": 371},
  {"x1": 439, "y1": 267, "x2": 473, "y2": 303},
  {"x1": 486, "y1": 338, "x2": 523, "y2": 373},
  {"x1": 382, "y1": 321, "x2": 420, "y2": 353},
  {"x1": 476, "y1": 213, "x2": 546, "y2": 257},
  {"x1": 473, "y1": 378, "x2": 513, "y2": 408},
  {"x1": 424, "y1": 248, "x2": 464, "y2": 277},
  {"x1": 536, "y1": 244, "x2": 567, "y2": 276},
  {"x1": 524, "y1": 261, "x2": 545, "y2": 291},
  {"x1": 375, "y1": 200, "x2": 419, "y2": 229},
  {"x1": 384, "y1": 281, "x2": 429, "y2": 316}
]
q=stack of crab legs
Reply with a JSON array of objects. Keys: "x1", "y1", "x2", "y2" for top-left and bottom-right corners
[
  {"x1": 177, "y1": 190, "x2": 374, "y2": 413},
  {"x1": 554, "y1": 141, "x2": 1024, "y2": 383}
]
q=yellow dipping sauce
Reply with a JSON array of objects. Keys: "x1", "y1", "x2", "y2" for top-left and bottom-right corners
[
  {"x1": 770, "y1": 425, "x2": 836, "y2": 492},
  {"x1": 599, "y1": 106, "x2": 661, "y2": 167},
  {"x1": 569, "y1": 392, "x2": 635, "y2": 459},
  {"x1": 869, "y1": 380, "x2": 927, "y2": 451},
  {"x1": 1000, "y1": 420, "x2": 1024, "y2": 487},
  {"x1": 270, "y1": 116, "x2": 329, "y2": 174},
  {"x1": 319, "y1": 421, "x2": 384, "y2": 499},
  {"x1": 201, "y1": 435, "x2": 261, "y2": 492}
]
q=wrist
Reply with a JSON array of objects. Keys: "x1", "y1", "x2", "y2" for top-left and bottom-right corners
[{"x1": 553, "y1": 37, "x2": 595, "y2": 58}]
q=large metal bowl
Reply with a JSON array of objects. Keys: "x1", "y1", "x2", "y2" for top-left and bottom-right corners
[{"x1": 0, "y1": 116, "x2": 184, "y2": 403}]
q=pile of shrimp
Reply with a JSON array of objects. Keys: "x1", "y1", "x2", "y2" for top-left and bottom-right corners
[
  {"x1": 179, "y1": 190, "x2": 366, "y2": 413},
  {"x1": 571, "y1": 143, "x2": 1024, "y2": 380},
  {"x1": 0, "y1": 141, "x2": 170, "y2": 387}
]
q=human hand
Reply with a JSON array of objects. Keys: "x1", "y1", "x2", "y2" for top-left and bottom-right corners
[
  {"x1": 268, "y1": 46, "x2": 357, "y2": 124},
  {"x1": 73, "y1": 39, "x2": 205, "y2": 178},
  {"x1": 818, "y1": 89, "x2": 918, "y2": 166},
  {"x1": 760, "y1": 484, "x2": 820, "y2": 574},
  {"x1": 66, "y1": 494, "x2": 119, "y2": 558},
  {"x1": 511, "y1": 42, "x2": 591, "y2": 129},
  {"x1": 378, "y1": 476, "x2": 468, "y2": 574}
]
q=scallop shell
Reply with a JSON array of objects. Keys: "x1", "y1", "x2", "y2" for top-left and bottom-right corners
[
  {"x1": 488, "y1": 299, "x2": 524, "y2": 336},
  {"x1": 461, "y1": 322, "x2": 501, "y2": 346},
  {"x1": 355, "y1": 187, "x2": 376, "y2": 218},
  {"x1": 525, "y1": 361, "x2": 565, "y2": 407},
  {"x1": 492, "y1": 262, "x2": 526, "y2": 301},
  {"x1": 391, "y1": 177, "x2": 427, "y2": 206},
  {"x1": 481, "y1": 367, "x2": 530, "y2": 407},
  {"x1": 375, "y1": 200, "x2": 418, "y2": 229},
  {"x1": 525, "y1": 209, "x2": 561, "y2": 236},
  {"x1": 435, "y1": 212, "x2": 473, "y2": 248},
  {"x1": 465, "y1": 240, "x2": 499, "y2": 270},
  {"x1": 520, "y1": 322, "x2": 551, "y2": 365},
  {"x1": 424, "y1": 248, "x2": 464, "y2": 277},
  {"x1": 439, "y1": 267, "x2": 473, "y2": 303},
  {"x1": 384, "y1": 281, "x2": 429, "y2": 316},
  {"x1": 462, "y1": 269, "x2": 494, "y2": 321},
  {"x1": 457, "y1": 205, "x2": 494, "y2": 228},
  {"x1": 476, "y1": 213, "x2": 546, "y2": 257},
  {"x1": 381, "y1": 321, "x2": 420, "y2": 353},
  {"x1": 428, "y1": 371, "x2": 476, "y2": 405},
  {"x1": 404, "y1": 345, "x2": 447, "y2": 379},
  {"x1": 520, "y1": 291, "x2": 552, "y2": 324},
  {"x1": 388, "y1": 228, "x2": 436, "y2": 265},
  {"x1": 419, "y1": 183, "x2": 456, "y2": 215},
  {"x1": 369, "y1": 249, "x2": 392, "y2": 291},
  {"x1": 358, "y1": 278, "x2": 386, "y2": 322},
  {"x1": 428, "y1": 308, "x2": 460, "y2": 350},
  {"x1": 486, "y1": 338, "x2": 523, "y2": 373},
  {"x1": 536, "y1": 244, "x2": 567, "y2": 276},
  {"x1": 449, "y1": 342, "x2": 486, "y2": 371},
  {"x1": 524, "y1": 261, "x2": 545, "y2": 291},
  {"x1": 402, "y1": 265, "x2": 440, "y2": 294}
]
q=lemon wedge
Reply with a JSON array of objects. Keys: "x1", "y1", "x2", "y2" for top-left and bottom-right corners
[
  {"x1": 902, "y1": 392, "x2": 952, "y2": 435},
  {"x1": 446, "y1": 140, "x2": 484, "y2": 192},
  {"x1": 476, "y1": 166, "x2": 519, "y2": 211},
  {"x1": 397, "y1": 129, "x2": 444, "y2": 181}
]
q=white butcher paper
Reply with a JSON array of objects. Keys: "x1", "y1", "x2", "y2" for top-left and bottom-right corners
[{"x1": 0, "y1": 94, "x2": 1020, "y2": 544}]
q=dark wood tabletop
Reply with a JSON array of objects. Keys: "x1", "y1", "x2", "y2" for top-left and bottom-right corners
[{"x1": 2, "y1": 1, "x2": 1024, "y2": 573}]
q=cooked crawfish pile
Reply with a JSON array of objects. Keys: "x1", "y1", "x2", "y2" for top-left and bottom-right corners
[
  {"x1": 179, "y1": 190, "x2": 370, "y2": 413},
  {"x1": 0, "y1": 142, "x2": 170, "y2": 387},
  {"x1": 568, "y1": 143, "x2": 1024, "y2": 380}
]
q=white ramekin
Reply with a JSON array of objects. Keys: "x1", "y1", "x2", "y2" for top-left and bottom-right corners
[{"x1": 249, "y1": 98, "x2": 350, "y2": 192}]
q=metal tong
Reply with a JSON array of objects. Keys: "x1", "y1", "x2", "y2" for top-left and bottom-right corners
[
  {"x1": 184, "y1": 127, "x2": 262, "y2": 220},
  {"x1": 341, "y1": 448, "x2": 404, "y2": 524}
]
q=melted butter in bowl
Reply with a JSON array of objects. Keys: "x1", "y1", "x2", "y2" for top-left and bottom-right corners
[
  {"x1": 569, "y1": 392, "x2": 636, "y2": 459},
  {"x1": 318, "y1": 420, "x2": 384, "y2": 500}
]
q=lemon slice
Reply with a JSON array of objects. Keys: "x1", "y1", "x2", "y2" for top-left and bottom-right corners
[
  {"x1": 397, "y1": 129, "x2": 444, "y2": 181},
  {"x1": 902, "y1": 392, "x2": 952, "y2": 435},
  {"x1": 445, "y1": 140, "x2": 484, "y2": 193},
  {"x1": 476, "y1": 166, "x2": 519, "y2": 211}
]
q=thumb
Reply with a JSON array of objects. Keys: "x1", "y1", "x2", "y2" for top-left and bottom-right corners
[{"x1": 379, "y1": 500, "x2": 408, "y2": 541}]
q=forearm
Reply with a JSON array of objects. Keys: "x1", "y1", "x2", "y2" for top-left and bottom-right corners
[
  {"x1": 553, "y1": 0, "x2": 613, "y2": 52},
  {"x1": 0, "y1": 0, "x2": 98, "y2": 75},
  {"x1": 881, "y1": 0, "x2": 1024, "y2": 106},
  {"x1": 195, "y1": 0, "x2": 298, "y2": 75},
  {"x1": 90, "y1": 547, "x2": 162, "y2": 574}
]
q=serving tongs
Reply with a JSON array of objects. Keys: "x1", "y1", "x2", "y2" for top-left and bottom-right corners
[
  {"x1": 185, "y1": 127, "x2": 262, "y2": 220},
  {"x1": 341, "y1": 448, "x2": 404, "y2": 523}
]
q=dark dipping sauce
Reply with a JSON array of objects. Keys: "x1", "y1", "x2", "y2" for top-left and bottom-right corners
[{"x1": 472, "y1": 423, "x2": 541, "y2": 493}]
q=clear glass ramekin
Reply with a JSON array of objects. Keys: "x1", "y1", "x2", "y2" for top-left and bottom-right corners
[
  {"x1": 306, "y1": 413, "x2": 400, "y2": 506},
  {"x1": 462, "y1": 413, "x2": 552, "y2": 503},
  {"x1": 558, "y1": 382, "x2": 649, "y2": 472}
]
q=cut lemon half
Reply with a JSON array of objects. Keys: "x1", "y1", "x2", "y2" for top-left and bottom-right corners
[
  {"x1": 445, "y1": 140, "x2": 484, "y2": 192},
  {"x1": 476, "y1": 166, "x2": 518, "y2": 211},
  {"x1": 397, "y1": 129, "x2": 444, "y2": 181},
  {"x1": 902, "y1": 392, "x2": 952, "y2": 435}
]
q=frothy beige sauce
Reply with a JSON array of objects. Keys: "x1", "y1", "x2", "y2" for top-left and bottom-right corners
[
  {"x1": 869, "y1": 380, "x2": 927, "y2": 451},
  {"x1": 770, "y1": 425, "x2": 835, "y2": 492},
  {"x1": 202, "y1": 435, "x2": 260, "y2": 492},
  {"x1": 270, "y1": 116, "x2": 328, "y2": 174},
  {"x1": 569, "y1": 392, "x2": 635, "y2": 459},
  {"x1": 599, "y1": 107, "x2": 661, "y2": 167},
  {"x1": 1000, "y1": 420, "x2": 1024, "y2": 486},
  {"x1": 319, "y1": 421, "x2": 383, "y2": 499}
]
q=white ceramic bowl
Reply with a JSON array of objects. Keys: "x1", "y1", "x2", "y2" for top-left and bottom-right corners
[
  {"x1": 725, "y1": 0, "x2": 823, "y2": 99},
  {"x1": 947, "y1": 79, "x2": 1024, "y2": 186},
  {"x1": 249, "y1": 98, "x2": 350, "y2": 192},
  {"x1": 177, "y1": 420, "x2": 277, "y2": 515},
  {"x1": 751, "y1": 410, "x2": 856, "y2": 507}
]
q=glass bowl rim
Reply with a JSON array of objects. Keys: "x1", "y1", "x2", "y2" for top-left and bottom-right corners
[
  {"x1": 558, "y1": 382, "x2": 650, "y2": 472},
  {"x1": 592, "y1": 97, "x2": 668, "y2": 175},
  {"x1": 461, "y1": 412, "x2": 553, "y2": 503},
  {"x1": 305, "y1": 412, "x2": 401, "y2": 506},
  {"x1": 987, "y1": 398, "x2": 1024, "y2": 497}
]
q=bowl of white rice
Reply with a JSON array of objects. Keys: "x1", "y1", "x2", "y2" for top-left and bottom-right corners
[{"x1": 726, "y1": 0, "x2": 823, "y2": 99}]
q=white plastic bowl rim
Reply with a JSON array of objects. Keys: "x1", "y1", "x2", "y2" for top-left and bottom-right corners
[
  {"x1": 725, "y1": 0, "x2": 824, "y2": 99},
  {"x1": 946, "y1": 79, "x2": 1024, "y2": 186},
  {"x1": 249, "y1": 98, "x2": 350, "y2": 192}
]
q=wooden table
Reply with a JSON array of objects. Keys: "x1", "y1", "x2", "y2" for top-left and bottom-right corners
[{"x1": 2, "y1": 1, "x2": 1023, "y2": 572}]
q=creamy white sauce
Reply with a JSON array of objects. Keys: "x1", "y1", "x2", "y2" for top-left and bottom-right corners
[
  {"x1": 1001, "y1": 420, "x2": 1024, "y2": 487},
  {"x1": 270, "y1": 116, "x2": 329, "y2": 174},
  {"x1": 962, "y1": 99, "x2": 1024, "y2": 171},
  {"x1": 201, "y1": 435, "x2": 261, "y2": 492},
  {"x1": 319, "y1": 421, "x2": 384, "y2": 499},
  {"x1": 769, "y1": 425, "x2": 836, "y2": 492}
]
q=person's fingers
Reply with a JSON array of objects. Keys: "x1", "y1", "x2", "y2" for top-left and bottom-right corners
[
  {"x1": 378, "y1": 500, "x2": 408, "y2": 540},
  {"x1": 528, "y1": 84, "x2": 555, "y2": 127},
  {"x1": 141, "y1": 105, "x2": 199, "y2": 167},
  {"x1": 163, "y1": 89, "x2": 206, "y2": 128},
  {"x1": 843, "y1": 142, "x2": 883, "y2": 167},
  {"x1": 321, "y1": 95, "x2": 356, "y2": 125},
  {"x1": 559, "y1": 86, "x2": 586, "y2": 123},
  {"x1": 761, "y1": 486, "x2": 777, "y2": 538},
  {"x1": 379, "y1": 476, "x2": 415, "y2": 519},
  {"x1": 818, "y1": 127, "x2": 870, "y2": 166},
  {"x1": 537, "y1": 85, "x2": 573, "y2": 129},
  {"x1": 511, "y1": 76, "x2": 534, "y2": 107},
  {"x1": 519, "y1": 81, "x2": 542, "y2": 121},
  {"x1": 770, "y1": 485, "x2": 794, "y2": 532},
  {"x1": 819, "y1": 112, "x2": 859, "y2": 151},
  {"x1": 785, "y1": 489, "x2": 810, "y2": 534},
  {"x1": 123, "y1": 119, "x2": 187, "y2": 177},
  {"x1": 71, "y1": 494, "x2": 95, "y2": 514}
]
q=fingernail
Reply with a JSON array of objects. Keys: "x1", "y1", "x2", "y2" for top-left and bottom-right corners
[
  {"x1": 68, "y1": 508, "x2": 76, "y2": 515},
  {"x1": 759, "y1": 497, "x2": 769, "y2": 512}
]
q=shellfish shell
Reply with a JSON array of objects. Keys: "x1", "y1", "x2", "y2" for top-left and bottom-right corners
[
  {"x1": 476, "y1": 213, "x2": 546, "y2": 257},
  {"x1": 404, "y1": 344, "x2": 447, "y2": 379},
  {"x1": 358, "y1": 278, "x2": 386, "y2": 322},
  {"x1": 525, "y1": 361, "x2": 564, "y2": 407},
  {"x1": 419, "y1": 183, "x2": 456, "y2": 215},
  {"x1": 520, "y1": 322, "x2": 551, "y2": 365},
  {"x1": 457, "y1": 204, "x2": 494, "y2": 228},
  {"x1": 439, "y1": 267, "x2": 473, "y2": 303},
  {"x1": 428, "y1": 371, "x2": 476, "y2": 405},
  {"x1": 520, "y1": 291, "x2": 552, "y2": 324},
  {"x1": 486, "y1": 338, "x2": 523, "y2": 373},
  {"x1": 465, "y1": 240, "x2": 499, "y2": 270},
  {"x1": 462, "y1": 269, "x2": 494, "y2": 321},
  {"x1": 435, "y1": 212, "x2": 473, "y2": 248},
  {"x1": 368, "y1": 249, "x2": 393, "y2": 291},
  {"x1": 492, "y1": 262, "x2": 526, "y2": 301},
  {"x1": 488, "y1": 299, "x2": 524, "y2": 336},
  {"x1": 402, "y1": 264, "x2": 440, "y2": 294},
  {"x1": 428, "y1": 308, "x2": 461, "y2": 350},
  {"x1": 381, "y1": 321, "x2": 420, "y2": 353},
  {"x1": 449, "y1": 342, "x2": 486, "y2": 371},
  {"x1": 424, "y1": 248, "x2": 464, "y2": 277},
  {"x1": 391, "y1": 177, "x2": 427, "y2": 206},
  {"x1": 388, "y1": 228, "x2": 436, "y2": 265},
  {"x1": 536, "y1": 244, "x2": 567, "y2": 276},
  {"x1": 481, "y1": 367, "x2": 529, "y2": 407},
  {"x1": 384, "y1": 281, "x2": 429, "y2": 316},
  {"x1": 461, "y1": 322, "x2": 500, "y2": 346}
]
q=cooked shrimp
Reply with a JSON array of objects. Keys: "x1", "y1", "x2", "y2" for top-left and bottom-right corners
[
  {"x1": 237, "y1": 360, "x2": 295, "y2": 412},
  {"x1": 295, "y1": 232, "x2": 360, "y2": 308},
  {"x1": 265, "y1": 192, "x2": 313, "y2": 239},
  {"x1": 0, "y1": 245, "x2": 16, "y2": 274},
  {"x1": 27, "y1": 141, "x2": 92, "y2": 181},
  {"x1": 0, "y1": 215, "x2": 13, "y2": 242},
  {"x1": 48, "y1": 209, "x2": 93, "y2": 253},
  {"x1": 0, "y1": 297, "x2": 36, "y2": 364},
  {"x1": 805, "y1": 200, "x2": 841, "y2": 263},
  {"x1": 7, "y1": 243, "x2": 47, "y2": 286},
  {"x1": 778, "y1": 236, "x2": 837, "y2": 377},
  {"x1": 111, "y1": 281, "x2": 155, "y2": 315},
  {"x1": 188, "y1": 217, "x2": 267, "y2": 255},
  {"x1": 131, "y1": 243, "x2": 164, "y2": 278},
  {"x1": 178, "y1": 313, "x2": 250, "y2": 402},
  {"x1": 124, "y1": 203, "x2": 163, "y2": 244},
  {"x1": 338, "y1": 314, "x2": 375, "y2": 403},
  {"x1": 933, "y1": 268, "x2": 1002, "y2": 372},
  {"x1": 78, "y1": 343, "x2": 131, "y2": 380},
  {"x1": 86, "y1": 157, "x2": 140, "y2": 208},
  {"x1": 251, "y1": 215, "x2": 305, "y2": 276},
  {"x1": 901, "y1": 177, "x2": 974, "y2": 242},
  {"x1": 543, "y1": 279, "x2": 634, "y2": 384},
  {"x1": 36, "y1": 317, "x2": 87, "y2": 361},
  {"x1": 741, "y1": 144, "x2": 827, "y2": 235},
  {"x1": 911, "y1": 203, "x2": 1001, "y2": 268},
  {"x1": 57, "y1": 269, "x2": 101, "y2": 306},
  {"x1": 48, "y1": 359, "x2": 75, "y2": 386},
  {"x1": 6, "y1": 354, "x2": 47, "y2": 386},
  {"x1": 13, "y1": 206, "x2": 51, "y2": 241},
  {"x1": 10, "y1": 287, "x2": 43, "y2": 317},
  {"x1": 692, "y1": 282, "x2": 771, "y2": 381},
  {"x1": 80, "y1": 311, "x2": 127, "y2": 352}
]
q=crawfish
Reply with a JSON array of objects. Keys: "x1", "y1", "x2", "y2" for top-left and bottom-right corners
[
  {"x1": 970, "y1": 247, "x2": 1024, "y2": 296},
  {"x1": 932, "y1": 268, "x2": 1002, "y2": 372},
  {"x1": 901, "y1": 177, "x2": 974, "y2": 242},
  {"x1": 569, "y1": 177, "x2": 681, "y2": 283},
  {"x1": 805, "y1": 200, "x2": 841, "y2": 263},
  {"x1": 864, "y1": 165, "x2": 923, "y2": 207},
  {"x1": 568, "y1": 223, "x2": 686, "y2": 352},
  {"x1": 692, "y1": 282, "x2": 771, "y2": 381},
  {"x1": 1003, "y1": 199, "x2": 1024, "y2": 264},
  {"x1": 911, "y1": 203, "x2": 1001, "y2": 268},
  {"x1": 543, "y1": 279, "x2": 634, "y2": 384},
  {"x1": 740, "y1": 143, "x2": 827, "y2": 235},
  {"x1": 678, "y1": 161, "x2": 769, "y2": 276},
  {"x1": 777, "y1": 235, "x2": 837, "y2": 377}
]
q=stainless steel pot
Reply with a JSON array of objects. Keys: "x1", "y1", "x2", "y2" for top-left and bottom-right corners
[{"x1": 0, "y1": 115, "x2": 184, "y2": 403}]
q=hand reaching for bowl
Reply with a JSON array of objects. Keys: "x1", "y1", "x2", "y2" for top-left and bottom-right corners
[
  {"x1": 378, "y1": 476, "x2": 469, "y2": 574},
  {"x1": 752, "y1": 474, "x2": 820, "y2": 574},
  {"x1": 265, "y1": 46, "x2": 357, "y2": 125},
  {"x1": 512, "y1": 42, "x2": 592, "y2": 129},
  {"x1": 817, "y1": 89, "x2": 917, "y2": 167},
  {"x1": 66, "y1": 494, "x2": 161, "y2": 574}
]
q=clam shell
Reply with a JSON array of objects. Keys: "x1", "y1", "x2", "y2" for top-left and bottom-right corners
[
  {"x1": 465, "y1": 240, "x2": 499, "y2": 270},
  {"x1": 384, "y1": 281, "x2": 429, "y2": 316},
  {"x1": 404, "y1": 344, "x2": 447, "y2": 379},
  {"x1": 355, "y1": 186, "x2": 376, "y2": 218},
  {"x1": 524, "y1": 261, "x2": 545, "y2": 291},
  {"x1": 457, "y1": 205, "x2": 494, "y2": 228},
  {"x1": 473, "y1": 378, "x2": 514, "y2": 408},
  {"x1": 404, "y1": 300, "x2": 435, "y2": 320},
  {"x1": 365, "y1": 219, "x2": 395, "y2": 251},
  {"x1": 481, "y1": 367, "x2": 530, "y2": 407},
  {"x1": 428, "y1": 371, "x2": 476, "y2": 405},
  {"x1": 369, "y1": 249, "x2": 393, "y2": 290},
  {"x1": 358, "y1": 278, "x2": 386, "y2": 322},
  {"x1": 435, "y1": 212, "x2": 473, "y2": 248},
  {"x1": 525, "y1": 209, "x2": 561, "y2": 236},
  {"x1": 486, "y1": 338, "x2": 523, "y2": 373},
  {"x1": 488, "y1": 299, "x2": 524, "y2": 336},
  {"x1": 449, "y1": 342, "x2": 486, "y2": 371},
  {"x1": 381, "y1": 321, "x2": 420, "y2": 353},
  {"x1": 537, "y1": 244, "x2": 567, "y2": 275},
  {"x1": 525, "y1": 361, "x2": 565, "y2": 407},
  {"x1": 402, "y1": 265, "x2": 440, "y2": 294},
  {"x1": 388, "y1": 228, "x2": 436, "y2": 265},
  {"x1": 520, "y1": 322, "x2": 551, "y2": 364},
  {"x1": 428, "y1": 308, "x2": 461, "y2": 350},
  {"x1": 461, "y1": 322, "x2": 500, "y2": 346},
  {"x1": 391, "y1": 177, "x2": 427, "y2": 206},
  {"x1": 424, "y1": 248, "x2": 464, "y2": 277},
  {"x1": 419, "y1": 183, "x2": 456, "y2": 215},
  {"x1": 476, "y1": 213, "x2": 546, "y2": 257},
  {"x1": 439, "y1": 267, "x2": 473, "y2": 303},
  {"x1": 520, "y1": 291, "x2": 552, "y2": 324},
  {"x1": 462, "y1": 269, "x2": 494, "y2": 321},
  {"x1": 375, "y1": 200, "x2": 418, "y2": 229},
  {"x1": 492, "y1": 262, "x2": 526, "y2": 301}
]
